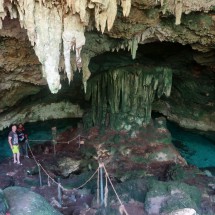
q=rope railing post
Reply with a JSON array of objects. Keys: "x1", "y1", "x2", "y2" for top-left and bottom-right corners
[
  {"x1": 58, "y1": 178, "x2": 62, "y2": 207},
  {"x1": 104, "y1": 174, "x2": 108, "y2": 208},
  {"x1": 97, "y1": 169, "x2": 100, "y2": 206},
  {"x1": 52, "y1": 127, "x2": 57, "y2": 157},
  {"x1": 25, "y1": 140, "x2": 29, "y2": 158},
  {"x1": 78, "y1": 135, "x2": 80, "y2": 148},
  {"x1": 103, "y1": 164, "x2": 129, "y2": 215},
  {"x1": 99, "y1": 163, "x2": 104, "y2": 207},
  {"x1": 38, "y1": 164, "x2": 42, "y2": 187}
]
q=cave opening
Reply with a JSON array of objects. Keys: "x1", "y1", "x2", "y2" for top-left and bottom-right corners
[
  {"x1": 0, "y1": 36, "x2": 215, "y2": 215},
  {"x1": 1, "y1": 40, "x2": 214, "y2": 167}
]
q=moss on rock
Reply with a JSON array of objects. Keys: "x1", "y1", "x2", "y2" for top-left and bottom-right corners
[
  {"x1": 145, "y1": 180, "x2": 201, "y2": 214},
  {"x1": 85, "y1": 66, "x2": 172, "y2": 130}
]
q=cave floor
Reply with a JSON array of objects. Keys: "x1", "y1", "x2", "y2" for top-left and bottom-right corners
[{"x1": 1, "y1": 126, "x2": 215, "y2": 215}]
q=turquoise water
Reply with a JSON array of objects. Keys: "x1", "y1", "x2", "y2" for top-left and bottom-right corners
[
  {"x1": 0, "y1": 118, "x2": 80, "y2": 162},
  {"x1": 1, "y1": 118, "x2": 215, "y2": 168},
  {"x1": 167, "y1": 121, "x2": 215, "y2": 168}
]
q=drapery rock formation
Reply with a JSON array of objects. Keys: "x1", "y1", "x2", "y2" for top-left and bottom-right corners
[
  {"x1": 0, "y1": 0, "x2": 214, "y2": 131},
  {"x1": 85, "y1": 66, "x2": 172, "y2": 130},
  {"x1": 0, "y1": 0, "x2": 132, "y2": 93}
]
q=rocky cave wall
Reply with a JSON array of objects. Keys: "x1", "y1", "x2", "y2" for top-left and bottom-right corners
[
  {"x1": 87, "y1": 43, "x2": 215, "y2": 132},
  {"x1": 0, "y1": 0, "x2": 214, "y2": 131}
]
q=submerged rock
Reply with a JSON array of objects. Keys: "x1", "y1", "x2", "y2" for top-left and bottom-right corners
[{"x1": 4, "y1": 186, "x2": 62, "y2": 215}]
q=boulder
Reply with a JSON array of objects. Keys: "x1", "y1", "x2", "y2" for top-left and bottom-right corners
[
  {"x1": 4, "y1": 186, "x2": 62, "y2": 215},
  {"x1": 0, "y1": 175, "x2": 15, "y2": 189},
  {"x1": 145, "y1": 181, "x2": 200, "y2": 215},
  {"x1": 0, "y1": 189, "x2": 9, "y2": 214},
  {"x1": 57, "y1": 157, "x2": 81, "y2": 177},
  {"x1": 164, "y1": 208, "x2": 197, "y2": 215}
]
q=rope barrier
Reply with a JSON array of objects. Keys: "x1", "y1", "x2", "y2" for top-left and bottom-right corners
[
  {"x1": 26, "y1": 137, "x2": 129, "y2": 214},
  {"x1": 28, "y1": 134, "x2": 85, "y2": 145},
  {"x1": 103, "y1": 164, "x2": 129, "y2": 215},
  {"x1": 29, "y1": 140, "x2": 52, "y2": 142},
  {"x1": 27, "y1": 141, "x2": 98, "y2": 191},
  {"x1": 73, "y1": 167, "x2": 99, "y2": 190}
]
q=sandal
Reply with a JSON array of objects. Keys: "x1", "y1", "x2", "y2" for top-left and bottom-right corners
[{"x1": 17, "y1": 162, "x2": 23, "y2": 165}]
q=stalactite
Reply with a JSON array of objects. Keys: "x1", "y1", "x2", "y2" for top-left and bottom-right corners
[
  {"x1": 63, "y1": 13, "x2": 86, "y2": 83},
  {"x1": 120, "y1": 0, "x2": 131, "y2": 17},
  {"x1": 131, "y1": 37, "x2": 138, "y2": 59},
  {"x1": 93, "y1": 0, "x2": 117, "y2": 33},
  {"x1": 86, "y1": 67, "x2": 172, "y2": 129},
  {"x1": 175, "y1": 0, "x2": 183, "y2": 25},
  {"x1": 0, "y1": 0, "x2": 131, "y2": 93},
  {"x1": 0, "y1": 0, "x2": 4, "y2": 28},
  {"x1": 82, "y1": 54, "x2": 91, "y2": 93}
]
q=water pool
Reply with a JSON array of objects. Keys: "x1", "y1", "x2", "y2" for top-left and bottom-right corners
[
  {"x1": 167, "y1": 121, "x2": 215, "y2": 168},
  {"x1": 0, "y1": 118, "x2": 80, "y2": 162}
]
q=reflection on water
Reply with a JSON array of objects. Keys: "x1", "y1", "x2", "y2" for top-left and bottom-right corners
[
  {"x1": 0, "y1": 118, "x2": 80, "y2": 162},
  {"x1": 167, "y1": 121, "x2": 215, "y2": 168}
]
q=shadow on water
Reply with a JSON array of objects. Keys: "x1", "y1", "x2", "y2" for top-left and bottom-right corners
[
  {"x1": 167, "y1": 121, "x2": 215, "y2": 168},
  {"x1": 0, "y1": 118, "x2": 81, "y2": 163}
]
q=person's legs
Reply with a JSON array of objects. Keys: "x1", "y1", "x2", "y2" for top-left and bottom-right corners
[
  {"x1": 13, "y1": 153, "x2": 17, "y2": 163},
  {"x1": 12, "y1": 145, "x2": 22, "y2": 164},
  {"x1": 17, "y1": 152, "x2": 20, "y2": 164},
  {"x1": 12, "y1": 146, "x2": 17, "y2": 163}
]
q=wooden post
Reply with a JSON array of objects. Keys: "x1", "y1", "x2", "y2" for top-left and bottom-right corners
[
  {"x1": 25, "y1": 140, "x2": 29, "y2": 158},
  {"x1": 100, "y1": 166, "x2": 104, "y2": 206},
  {"x1": 38, "y1": 164, "x2": 42, "y2": 187},
  {"x1": 52, "y1": 127, "x2": 57, "y2": 156},
  {"x1": 57, "y1": 178, "x2": 62, "y2": 207}
]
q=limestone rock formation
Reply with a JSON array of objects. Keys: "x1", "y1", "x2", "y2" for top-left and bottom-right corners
[
  {"x1": 0, "y1": 101, "x2": 83, "y2": 130},
  {"x1": 0, "y1": 189, "x2": 8, "y2": 214},
  {"x1": 0, "y1": 0, "x2": 132, "y2": 93},
  {"x1": 85, "y1": 66, "x2": 172, "y2": 128},
  {"x1": 164, "y1": 208, "x2": 197, "y2": 215},
  {"x1": 56, "y1": 156, "x2": 81, "y2": 177},
  {"x1": 4, "y1": 186, "x2": 62, "y2": 215},
  {"x1": 145, "y1": 181, "x2": 200, "y2": 215}
]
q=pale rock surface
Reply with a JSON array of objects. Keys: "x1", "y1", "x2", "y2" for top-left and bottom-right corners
[
  {"x1": 164, "y1": 208, "x2": 197, "y2": 215},
  {"x1": 57, "y1": 157, "x2": 81, "y2": 177},
  {"x1": 4, "y1": 186, "x2": 62, "y2": 215},
  {"x1": 0, "y1": 101, "x2": 83, "y2": 130}
]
